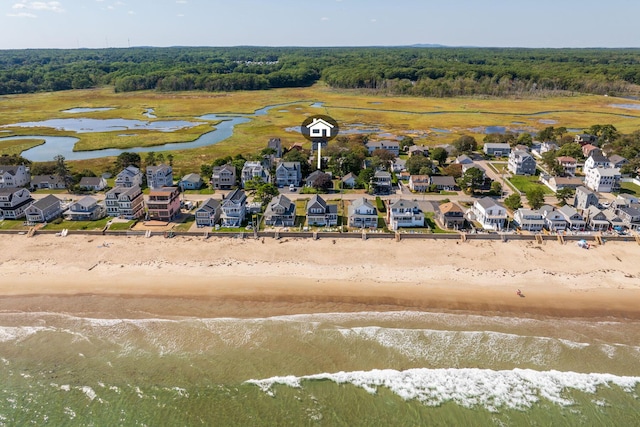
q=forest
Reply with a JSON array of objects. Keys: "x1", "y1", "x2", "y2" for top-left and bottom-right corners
[{"x1": 1, "y1": 46, "x2": 640, "y2": 97}]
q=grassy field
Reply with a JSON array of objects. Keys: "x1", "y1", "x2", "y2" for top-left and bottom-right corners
[
  {"x1": 3, "y1": 85, "x2": 640, "y2": 177},
  {"x1": 508, "y1": 175, "x2": 554, "y2": 195},
  {"x1": 107, "y1": 220, "x2": 137, "y2": 231},
  {"x1": 43, "y1": 217, "x2": 110, "y2": 231},
  {"x1": 0, "y1": 138, "x2": 46, "y2": 156},
  {"x1": 0, "y1": 219, "x2": 30, "y2": 230},
  {"x1": 619, "y1": 181, "x2": 640, "y2": 196}
]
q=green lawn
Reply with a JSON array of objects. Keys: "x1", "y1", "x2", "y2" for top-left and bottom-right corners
[
  {"x1": 619, "y1": 181, "x2": 640, "y2": 197},
  {"x1": 508, "y1": 175, "x2": 553, "y2": 195},
  {"x1": 183, "y1": 188, "x2": 215, "y2": 195},
  {"x1": 0, "y1": 219, "x2": 30, "y2": 230},
  {"x1": 107, "y1": 220, "x2": 137, "y2": 231},
  {"x1": 43, "y1": 217, "x2": 111, "y2": 231},
  {"x1": 424, "y1": 212, "x2": 456, "y2": 234}
]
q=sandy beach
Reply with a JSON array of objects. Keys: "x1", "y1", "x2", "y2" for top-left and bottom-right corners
[{"x1": 1, "y1": 234, "x2": 639, "y2": 319}]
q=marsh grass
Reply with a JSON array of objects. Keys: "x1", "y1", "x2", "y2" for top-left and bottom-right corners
[{"x1": 0, "y1": 138, "x2": 45, "y2": 156}]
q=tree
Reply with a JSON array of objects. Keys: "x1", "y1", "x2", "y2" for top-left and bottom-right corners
[
  {"x1": 556, "y1": 187, "x2": 575, "y2": 206},
  {"x1": 556, "y1": 142, "x2": 583, "y2": 160},
  {"x1": 254, "y1": 182, "x2": 279, "y2": 205},
  {"x1": 588, "y1": 124, "x2": 619, "y2": 145},
  {"x1": 517, "y1": 132, "x2": 533, "y2": 147},
  {"x1": 453, "y1": 135, "x2": 477, "y2": 155},
  {"x1": 504, "y1": 193, "x2": 522, "y2": 210},
  {"x1": 441, "y1": 163, "x2": 463, "y2": 178},
  {"x1": 156, "y1": 153, "x2": 165, "y2": 164},
  {"x1": 399, "y1": 136, "x2": 414, "y2": 151},
  {"x1": 167, "y1": 154, "x2": 174, "y2": 167},
  {"x1": 201, "y1": 163, "x2": 213, "y2": 179},
  {"x1": 283, "y1": 149, "x2": 311, "y2": 177},
  {"x1": 54, "y1": 154, "x2": 73, "y2": 191},
  {"x1": 540, "y1": 151, "x2": 563, "y2": 176},
  {"x1": 430, "y1": 147, "x2": 448, "y2": 166},
  {"x1": 526, "y1": 186, "x2": 545, "y2": 209},
  {"x1": 490, "y1": 181, "x2": 503, "y2": 196},
  {"x1": 114, "y1": 152, "x2": 141, "y2": 170},
  {"x1": 145, "y1": 151, "x2": 157, "y2": 167},
  {"x1": 311, "y1": 172, "x2": 333, "y2": 191},
  {"x1": 358, "y1": 168, "x2": 375, "y2": 189},
  {"x1": 457, "y1": 167, "x2": 484, "y2": 193},
  {"x1": 371, "y1": 148, "x2": 395, "y2": 166},
  {"x1": 405, "y1": 155, "x2": 433, "y2": 175}
]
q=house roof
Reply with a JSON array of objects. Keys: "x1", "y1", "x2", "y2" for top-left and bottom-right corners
[
  {"x1": 484, "y1": 143, "x2": 511, "y2": 149},
  {"x1": 350, "y1": 197, "x2": 376, "y2": 211},
  {"x1": 556, "y1": 156, "x2": 576, "y2": 163},
  {"x1": 439, "y1": 202, "x2": 464, "y2": 214},
  {"x1": 107, "y1": 185, "x2": 142, "y2": 199},
  {"x1": 0, "y1": 165, "x2": 22, "y2": 176},
  {"x1": 79, "y1": 177, "x2": 104, "y2": 187},
  {"x1": 342, "y1": 172, "x2": 356, "y2": 182},
  {"x1": 557, "y1": 205, "x2": 581, "y2": 218},
  {"x1": 374, "y1": 170, "x2": 391, "y2": 178},
  {"x1": 212, "y1": 164, "x2": 235, "y2": 175},
  {"x1": 475, "y1": 197, "x2": 501, "y2": 210},
  {"x1": 430, "y1": 175, "x2": 456, "y2": 186},
  {"x1": 308, "y1": 194, "x2": 327, "y2": 209},
  {"x1": 389, "y1": 199, "x2": 420, "y2": 210},
  {"x1": 147, "y1": 164, "x2": 172, "y2": 173},
  {"x1": 588, "y1": 150, "x2": 609, "y2": 163},
  {"x1": 29, "y1": 194, "x2": 61, "y2": 210},
  {"x1": 181, "y1": 173, "x2": 201, "y2": 183},
  {"x1": 74, "y1": 196, "x2": 98, "y2": 209},
  {"x1": 516, "y1": 208, "x2": 542, "y2": 217},
  {"x1": 31, "y1": 175, "x2": 64, "y2": 185},
  {"x1": 576, "y1": 185, "x2": 595, "y2": 196},
  {"x1": 198, "y1": 198, "x2": 220, "y2": 213},
  {"x1": 224, "y1": 188, "x2": 246, "y2": 204},
  {"x1": 609, "y1": 154, "x2": 627, "y2": 164},
  {"x1": 266, "y1": 194, "x2": 293, "y2": 212},
  {"x1": 277, "y1": 161, "x2": 300, "y2": 171},
  {"x1": 0, "y1": 188, "x2": 23, "y2": 197},
  {"x1": 117, "y1": 166, "x2": 141, "y2": 177},
  {"x1": 149, "y1": 186, "x2": 179, "y2": 196},
  {"x1": 455, "y1": 154, "x2": 473, "y2": 164},
  {"x1": 410, "y1": 175, "x2": 429, "y2": 182}
]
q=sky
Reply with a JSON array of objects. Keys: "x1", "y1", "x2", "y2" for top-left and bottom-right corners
[{"x1": 1, "y1": 0, "x2": 639, "y2": 49}]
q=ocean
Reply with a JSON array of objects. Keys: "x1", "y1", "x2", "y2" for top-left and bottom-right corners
[{"x1": 1, "y1": 307, "x2": 639, "y2": 426}]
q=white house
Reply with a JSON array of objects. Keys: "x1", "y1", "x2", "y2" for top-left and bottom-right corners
[
  {"x1": 220, "y1": 189, "x2": 247, "y2": 228},
  {"x1": 0, "y1": 188, "x2": 33, "y2": 219},
  {"x1": 79, "y1": 176, "x2": 107, "y2": 191},
  {"x1": 241, "y1": 162, "x2": 270, "y2": 188},
  {"x1": 365, "y1": 140, "x2": 400, "y2": 157},
  {"x1": 513, "y1": 208, "x2": 545, "y2": 232},
  {"x1": 306, "y1": 118, "x2": 334, "y2": 138},
  {"x1": 0, "y1": 165, "x2": 30, "y2": 188},
  {"x1": 65, "y1": 196, "x2": 106, "y2": 221},
  {"x1": 556, "y1": 156, "x2": 577, "y2": 176},
  {"x1": 348, "y1": 197, "x2": 378, "y2": 229},
  {"x1": 584, "y1": 167, "x2": 621, "y2": 193},
  {"x1": 467, "y1": 197, "x2": 507, "y2": 230},
  {"x1": 146, "y1": 164, "x2": 173, "y2": 189},
  {"x1": 540, "y1": 205, "x2": 567, "y2": 231},
  {"x1": 115, "y1": 166, "x2": 143, "y2": 188},
  {"x1": 386, "y1": 199, "x2": 424, "y2": 230}
]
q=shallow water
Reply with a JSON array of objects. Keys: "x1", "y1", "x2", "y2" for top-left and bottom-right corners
[{"x1": 0, "y1": 309, "x2": 638, "y2": 425}]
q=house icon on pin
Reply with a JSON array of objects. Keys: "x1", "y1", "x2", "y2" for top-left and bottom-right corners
[{"x1": 306, "y1": 118, "x2": 334, "y2": 138}]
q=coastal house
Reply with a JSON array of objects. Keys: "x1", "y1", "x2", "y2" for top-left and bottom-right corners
[
  {"x1": 539, "y1": 141, "x2": 559, "y2": 155},
  {"x1": 438, "y1": 202, "x2": 466, "y2": 230},
  {"x1": 275, "y1": 162, "x2": 302, "y2": 187},
  {"x1": 348, "y1": 197, "x2": 378, "y2": 229},
  {"x1": 305, "y1": 170, "x2": 332, "y2": 189},
  {"x1": 179, "y1": 173, "x2": 203, "y2": 190},
  {"x1": 508, "y1": 150, "x2": 537, "y2": 175},
  {"x1": 483, "y1": 143, "x2": 511, "y2": 157},
  {"x1": 603, "y1": 209, "x2": 624, "y2": 229},
  {"x1": 241, "y1": 161, "x2": 270, "y2": 187},
  {"x1": 79, "y1": 176, "x2": 107, "y2": 192},
  {"x1": 0, "y1": 188, "x2": 33, "y2": 219},
  {"x1": 392, "y1": 158, "x2": 406, "y2": 174},
  {"x1": 24, "y1": 194, "x2": 63, "y2": 223},
  {"x1": 115, "y1": 166, "x2": 143, "y2": 188},
  {"x1": 513, "y1": 208, "x2": 545, "y2": 232},
  {"x1": 65, "y1": 196, "x2": 106, "y2": 221},
  {"x1": 147, "y1": 187, "x2": 181, "y2": 221},
  {"x1": 585, "y1": 206, "x2": 610, "y2": 231},
  {"x1": 540, "y1": 205, "x2": 567, "y2": 232},
  {"x1": 267, "y1": 137, "x2": 283, "y2": 158},
  {"x1": 220, "y1": 189, "x2": 247, "y2": 228},
  {"x1": 341, "y1": 172, "x2": 357, "y2": 189},
  {"x1": 557, "y1": 205, "x2": 586, "y2": 230},
  {"x1": 30, "y1": 175, "x2": 66, "y2": 190},
  {"x1": 408, "y1": 175, "x2": 430, "y2": 192},
  {"x1": 146, "y1": 164, "x2": 173, "y2": 189},
  {"x1": 105, "y1": 186, "x2": 145, "y2": 219},
  {"x1": 386, "y1": 199, "x2": 424, "y2": 230},
  {"x1": 211, "y1": 164, "x2": 236, "y2": 190},
  {"x1": 467, "y1": 197, "x2": 507, "y2": 230},
  {"x1": 0, "y1": 165, "x2": 30, "y2": 188},
  {"x1": 574, "y1": 186, "x2": 599, "y2": 211},
  {"x1": 539, "y1": 175, "x2": 583, "y2": 193},
  {"x1": 556, "y1": 156, "x2": 577, "y2": 176},
  {"x1": 582, "y1": 144, "x2": 599, "y2": 158},
  {"x1": 584, "y1": 167, "x2": 621, "y2": 193},
  {"x1": 365, "y1": 140, "x2": 400, "y2": 156},
  {"x1": 455, "y1": 154, "x2": 474, "y2": 165},
  {"x1": 430, "y1": 175, "x2": 456, "y2": 191},
  {"x1": 408, "y1": 145, "x2": 429, "y2": 157},
  {"x1": 264, "y1": 194, "x2": 295, "y2": 227},
  {"x1": 609, "y1": 154, "x2": 628, "y2": 169},
  {"x1": 372, "y1": 170, "x2": 392, "y2": 194},
  {"x1": 195, "y1": 198, "x2": 221, "y2": 227},
  {"x1": 462, "y1": 163, "x2": 487, "y2": 179},
  {"x1": 575, "y1": 134, "x2": 598, "y2": 146},
  {"x1": 306, "y1": 194, "x2": 338, "y2": 227}
]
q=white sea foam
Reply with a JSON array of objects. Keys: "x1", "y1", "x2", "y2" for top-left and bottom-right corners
[
  {"x1": 246, "y1": 368, "x2": 640, "y2": 412},
  {"x1": 0, "y1": 326, "x2": 51, "y2": 343}
]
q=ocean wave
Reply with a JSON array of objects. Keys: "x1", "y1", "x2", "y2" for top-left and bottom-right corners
[{"x1": 246, "y1": 368, "x2": 640, "y2": 412}]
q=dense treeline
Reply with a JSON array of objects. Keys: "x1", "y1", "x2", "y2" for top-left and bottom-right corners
[{"x1": 1, "y1": 47, "x2": 640, "y2": 97}]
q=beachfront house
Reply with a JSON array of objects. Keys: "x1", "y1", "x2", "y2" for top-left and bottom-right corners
[
  {"x1": 467, "y1": 197, "x2": 507, "y2": 230},
  {"x1": 105, "y1": 186, "x2": 145, "y2": 219},
  {"x1": 585, "y1": 206, "x2": 610, "y2": 231},
  {"x1": 483, "y1": 143, "x2": 511, "y2": 157},
  {"x1": 211, "y1": 164, "x2": 236, "y2": 190},
  {"x1": 275, "y1": 162, "x2": 302, "y2": 187},
  {"x1": 306, "y1": 194, "x2": 338, "y2": 227},
  {"x1": 24, "y1": 194, "x2": 63, "y2": 223},
  {"x1": 386, "y1": 199, "x2": 424, "y2": 230},
  {"x1": 195, "y1": 198, "x2": 221, "y2": 227},
  {"x1": 147, "y1": 187, "x2": 181, "y2": 221},
  {"x1": 508, "y1": 150, "x2": 537, "y2": 175},
  {"x1": 79, "y1": 176, "x2": 107, "y2": 192},
  {"x1": 574, "y1": 186, "x2": 599, "y2": 211},
  {"x1": 557, "y1": 205, "x2": 586, "y2": 231},
  {"x1": 409, "y1": 175, "x2": 430, "y2": 192},
  {"x1": 264, "y1": 194, "x2": 295, "y2": 227},
  {"x1": 179, "y1": 173, "x2": 203, "y2": 190},
  {"x1": 241, "y1": 162, "x2": 270, "y2": 188},
  {"x1": 365, "y1": 140, "x2": 400, "y2": 156},
  {"x1": 115, "y1": 166, "x2": 143, "y2": 188},
  {"x1": 146, "y1": 164, "x2": 173, "y2": 189},
  {"x1": 348, "y1": 197, "x2": 378, "y2": 229},
  {"x1": 30, "y1": 175, "x2": 66, "y2": 190},
  {"x1": 220, "y1": 189, "x2": 247, "y2": 228},
  {"x1": 438, "y1": 202, "x2": 466, "y2": 230},
  {"x1": 615, "y1": 205, "x2": 640, "y2": 230},
  {"x1": 0, "y1": 188, "x2": 33, "y2": 219},
  {"x1": 65, "y1": 196, "x2": 107, "y2": 221},
  {"x1": 0, "y1": 165, "x2": 30, "y2": 188},
  {"x1": 540, "y1": 205, "x2": 567, "y2": 232},
  {"x1": 513, "y1": 208, "x2": 545, "y2": 232}
]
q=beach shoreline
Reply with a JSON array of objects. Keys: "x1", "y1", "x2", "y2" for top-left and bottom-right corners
[{"x1": 1, "y1": 234, "x2": 639, "y2": 320}]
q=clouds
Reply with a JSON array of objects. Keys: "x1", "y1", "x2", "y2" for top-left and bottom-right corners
[{"x1": 7, "y1": 1, "x2": 63, "y2": 17}]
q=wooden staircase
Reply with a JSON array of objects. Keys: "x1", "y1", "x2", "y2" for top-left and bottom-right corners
[
  {"x1": 535, "y1": 234, "x2": 543, "y2": 244},
  {"x1": 557, "y1": 234, "x2": 565, "y2": 245}
]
